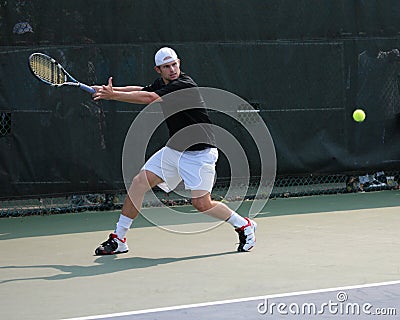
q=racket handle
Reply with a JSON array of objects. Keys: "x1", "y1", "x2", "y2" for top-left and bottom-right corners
[{"x1": 79, "y1": 83, "x2": 96, "y2": 94}]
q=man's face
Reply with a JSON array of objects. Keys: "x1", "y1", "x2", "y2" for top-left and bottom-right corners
[{"x1": 155, "y1": 59, "x2": 181, "y2": 83}]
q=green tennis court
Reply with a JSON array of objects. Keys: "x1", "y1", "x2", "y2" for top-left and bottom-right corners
[{"x1": 1, "y1": 190, "x2": 399, "y2": 319}]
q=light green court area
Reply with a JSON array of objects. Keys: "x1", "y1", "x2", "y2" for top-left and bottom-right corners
[
  {"x1": 0, "y1": 190, "x2": 399, "y2": 319},
  {"x1": 1, "y1": 190, "x2": 399, "y2": 240}
]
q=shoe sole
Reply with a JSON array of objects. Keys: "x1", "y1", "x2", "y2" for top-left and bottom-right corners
[{"x1": 94, "y1": 249, "x2": 129, "y2": 256}]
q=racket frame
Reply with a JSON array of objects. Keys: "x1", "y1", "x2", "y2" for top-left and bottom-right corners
[{"x1": 28, "y1": 53, "x2": 95, "y2": 94}]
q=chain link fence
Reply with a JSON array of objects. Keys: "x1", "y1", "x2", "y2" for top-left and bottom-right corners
[
  {"x1": 1, "y1": 170, "x2": 398, "y2": 218},
  {"x1": 0, "y1": 112, "x2": 11, "y2": 136}
]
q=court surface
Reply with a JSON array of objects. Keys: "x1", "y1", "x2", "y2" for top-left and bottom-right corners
[{"x1": 0, "y1": 190, "x2": 399, "y2": 319}]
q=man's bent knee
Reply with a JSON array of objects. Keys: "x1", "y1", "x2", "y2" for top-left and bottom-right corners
[
  {"x1": 131, "y1": 170, "x2": 162, "y2": 192},
  {"x1": 191, "y1": 196, "x2": 213, "y2": 213}
]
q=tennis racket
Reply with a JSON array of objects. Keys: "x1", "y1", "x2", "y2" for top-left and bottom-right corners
[{"x1": 28, "y1": 53, "x2": 95, "y2": 94}]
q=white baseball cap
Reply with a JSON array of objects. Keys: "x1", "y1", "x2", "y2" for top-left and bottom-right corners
[{"x1": 155, "y1": 47, "x2": 178, "y2": 66}]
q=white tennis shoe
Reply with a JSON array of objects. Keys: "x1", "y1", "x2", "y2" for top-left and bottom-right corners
[
  {"x1": 235, "y1": 218, "x2": 257, "y2": 252},
  {"x1": 95, "y1": 233, "x2": 129, "y2": 255}
]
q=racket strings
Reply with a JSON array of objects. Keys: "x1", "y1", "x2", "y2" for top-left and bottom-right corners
[{"x1": 30, "y1": 55, "x2": 66, "y2": 85}]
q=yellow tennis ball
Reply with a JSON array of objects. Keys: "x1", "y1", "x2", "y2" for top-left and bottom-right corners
[{"x1": 353, "y1": 109, "x2": 366, "y2": 122}]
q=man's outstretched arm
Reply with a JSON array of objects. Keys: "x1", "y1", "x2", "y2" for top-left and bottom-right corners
[{"x1": 92, "y1": 77, "x2": 160, "y2": 105}]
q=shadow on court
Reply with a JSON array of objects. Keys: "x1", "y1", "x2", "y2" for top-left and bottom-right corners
[{"x1": 0, "y1": 251, "x2": 236, "y2": 283}]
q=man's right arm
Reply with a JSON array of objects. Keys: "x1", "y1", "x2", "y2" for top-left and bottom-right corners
[
  {"x1": 92, "y1": 84, "x2": 143, "y2": 93},
  {"x1": 112, "y1": 85, "x2": 144, "y2": 92},
  {"x1": 92, "y1": 77, "x2": 160, "y2": 105}
]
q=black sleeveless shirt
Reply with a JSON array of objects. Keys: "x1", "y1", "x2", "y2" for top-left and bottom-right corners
[{"x1": 141, "y1": 73, "x2": 216, "y2": 151}]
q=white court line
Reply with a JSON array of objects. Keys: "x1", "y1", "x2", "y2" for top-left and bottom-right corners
[{"x1": 64, "y1": 280, "x2": 400, "y2": 320}]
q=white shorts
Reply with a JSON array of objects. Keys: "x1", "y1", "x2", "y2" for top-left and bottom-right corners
[{"x1": 143, "y1": 146, "x2": 218, "y2": 193}]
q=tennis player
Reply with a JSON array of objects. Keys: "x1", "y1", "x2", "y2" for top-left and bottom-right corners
[{"x1": 92, "y1": 47, "x2": 256, "y2": 254}]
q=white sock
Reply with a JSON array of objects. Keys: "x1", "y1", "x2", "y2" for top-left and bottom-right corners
[
  {"x1": 114, "y1": 214, "x2": 133, "y2": 240},
  {"x1": 226, "y1": 211, "x2": 248, "y2": 228}
]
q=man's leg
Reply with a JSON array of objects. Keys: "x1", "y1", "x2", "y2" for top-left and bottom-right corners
[
  {"x1": 122, "y1": 170, "x2": 164, "y2": 219},
  {"x1": 191, "y1": 191, "x2": 257, "y2": 252},
  {"x1": 95, "y1": 170, "x2": 163, "y2": 255},
  {"x1": 114, "y1": 169, "x2": 163, "y2": 237},
  {"x1": 191, "y1": 190, "x2": 232, "y2": 220}
]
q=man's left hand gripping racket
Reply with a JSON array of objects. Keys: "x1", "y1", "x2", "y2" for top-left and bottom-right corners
[{"x1": 28, "y1": 53, "x2": 95, "y2": 94}]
